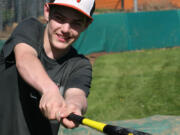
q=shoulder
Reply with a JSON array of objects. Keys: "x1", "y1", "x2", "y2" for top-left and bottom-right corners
[
  {"x1": 12, "y1": 17, "x2": 44, "y2": 37},
  {"x1": 2, "y1": 17, "x2": 45, "y2": 58},
  {"x1": 17, "y1": 17, "x2": 43, "y2": 28},
  {"x1": 64, "y1": 49, "x2": 92, "y2": 97},
  {"x1": 70, "y1": 47, "x2": 91, "y2": 63},
  {"x1": 21, "y1": 17, "x2": 41, "y2": 24},
  {"x1": 68, "y1": 48, "x2": 92, "y2": 70}
]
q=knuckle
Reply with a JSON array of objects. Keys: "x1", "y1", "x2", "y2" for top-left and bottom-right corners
[
  {"x1": 48, "y1": 113, "x2": 55, "y2": 120},
  {"x1": 39, "y1": 104, "x2": 45, "y2": 110},
  {"x1": 45, "y1": 102, "x2": 53, "y2": 110},
  {"x1": 68, "y1": 104, "x2": 77, "y2": 110}
]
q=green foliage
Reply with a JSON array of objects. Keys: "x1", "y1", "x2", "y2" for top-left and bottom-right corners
[{"x1": 86, "y1": 48, "x2": 180, "y2": 122}]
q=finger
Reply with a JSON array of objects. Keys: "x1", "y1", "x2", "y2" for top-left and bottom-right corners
[
  {"x1": 56, "y1": 111, "x2": 61, "y2": 121},
  {"x1": 61, "y1": 118, "x2": 78, "y2": 129},
  {"x1": 59, "y1": 106, "x2": 70, "y2": 118},
  {"x1": 40, "y1": 105, "x2": 57, "y2": 120}
]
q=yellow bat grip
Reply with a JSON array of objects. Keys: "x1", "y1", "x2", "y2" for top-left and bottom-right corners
[{"x1": 82, "y1": 118, "x2": 107, "y2": 132}]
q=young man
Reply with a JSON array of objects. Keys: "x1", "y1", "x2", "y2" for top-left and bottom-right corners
[{"x1": 0, "y1": 0, "x2": 95, "y2": 135}]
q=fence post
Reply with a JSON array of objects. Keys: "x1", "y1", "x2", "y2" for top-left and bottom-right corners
[
  {"x1": 121, "y1": 0, "x2": 124, "y2": 10},
  {"x1": 134, "y1": 0, "x2": 138, "y2": 12}
]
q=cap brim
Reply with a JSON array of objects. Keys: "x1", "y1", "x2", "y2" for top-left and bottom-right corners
[{"x1": 48, "y1": 3, "x2": 93, "y2": 21}]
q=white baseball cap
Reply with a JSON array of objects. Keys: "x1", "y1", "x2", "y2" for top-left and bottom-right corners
[{"x1": 48, "y1": 0, "x2": 95, "y2": 21}]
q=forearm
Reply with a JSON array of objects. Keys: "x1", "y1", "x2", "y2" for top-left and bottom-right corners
[
  {"x1": 64, "y1": 88, "x2": 88, "y2": 115},
  {"x1": 15, "y1": 43, "x2": 67, "y2": 120},
  {"x1": 15, "y1": 43, "x2": 59, "y2": 94}
]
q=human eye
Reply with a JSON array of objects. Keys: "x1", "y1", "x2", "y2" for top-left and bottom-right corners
[
  {"x1": 52, "y1": 14, "x2": 67, "y2": 23},
  {"x1": 72, "y1": 21, "x2": 83, "y2": 27},
  {"x1": 58, "y1": 17, "x2": 66, "y2": 23}
]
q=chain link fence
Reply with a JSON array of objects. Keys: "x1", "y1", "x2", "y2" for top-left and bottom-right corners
[{"x1": 0, "y1": 0, "x2": 47, "y2": 32}]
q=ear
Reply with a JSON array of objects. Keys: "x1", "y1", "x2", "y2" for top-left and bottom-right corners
[{"x1": 44, "y1": 3, "x2": 50, "y2": 22}]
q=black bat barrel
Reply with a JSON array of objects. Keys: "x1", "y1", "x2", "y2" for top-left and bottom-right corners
[
  {"x1": 68, "y1": 113, "x2": 152, "y2": 135},
  {"x1": 103, "y1": 125, "x2": 151, "y2": 135}
]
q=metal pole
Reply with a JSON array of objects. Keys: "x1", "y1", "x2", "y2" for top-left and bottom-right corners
[
  {"x1": 134, "y1": 0, "x2": 138, "y2": 12},
  {"x1": 121, "y1": 0, "x2": 124, "y2": 10}
]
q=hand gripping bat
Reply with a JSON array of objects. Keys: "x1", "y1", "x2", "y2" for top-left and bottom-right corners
[{"x1": 67, "y1": 113, "x2": 152, "y2": 135}]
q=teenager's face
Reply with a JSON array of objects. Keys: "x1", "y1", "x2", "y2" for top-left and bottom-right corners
[{"x1": 44, "y1": 5, "x2": 87, "y2": 50}]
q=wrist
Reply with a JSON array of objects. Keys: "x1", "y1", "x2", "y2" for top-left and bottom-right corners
[
  {"x1": 40, "y1": 81, "x2": 59, "y2": 95},
  {"x1": 65, "y1": 100, "x2": 86, "y2": 115}
]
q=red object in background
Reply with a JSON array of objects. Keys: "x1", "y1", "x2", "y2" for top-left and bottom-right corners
[
  {"x1": 95, "y1": 0, "x2": 134, "y2": 10},
  {"x1": 77, "y1": 0, "x2": 81, "y2": 3},
  {"x1": 95, "y1": 0, "x2": 180, "y2": 10}
]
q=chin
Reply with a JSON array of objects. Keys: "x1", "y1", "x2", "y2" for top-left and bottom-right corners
[
  {"x1": 50, "y1": 36, "x2": 75, "y2": 50},
  {"x1": 53, "y1": 41, "x2": 71, "y2": 50}
]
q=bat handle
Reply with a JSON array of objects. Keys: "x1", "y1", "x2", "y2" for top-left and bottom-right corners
[
  {"x1": 67, "y1": 113, "x2": 84, "y2": 124},
  {"x1": 49, "y1": 113, "x2": 83, "y2": 126},
  {"x1": 49, "y1": 113, "x2": 82, "y2": 134},
  {"x1": 68, "y1": 113, "x2": 107, "y2": 132}
]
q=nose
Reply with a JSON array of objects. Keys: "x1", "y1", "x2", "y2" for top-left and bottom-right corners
[{"x1": 61, "y1": 23, "x2": 71, "y2": 33}]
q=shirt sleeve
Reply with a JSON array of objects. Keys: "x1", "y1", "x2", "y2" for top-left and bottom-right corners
[
  {"x1": 2, "y1": 17, "x2": 44, "y2": 59},
  {"x1": 65, "y1": 58, "x2": 92, "y2": 97}
]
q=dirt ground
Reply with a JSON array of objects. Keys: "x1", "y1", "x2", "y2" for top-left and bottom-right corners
[
  {"x1": 86, "y1": 52, "x2": 109, "y2": 65},
  {"x1": 0, "y1": 31, "x2": 11, "y2": 40}
]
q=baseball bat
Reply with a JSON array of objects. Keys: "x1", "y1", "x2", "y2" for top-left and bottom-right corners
[{"x1": 67, "y1": 113, "x2": 151, "y2": 135}]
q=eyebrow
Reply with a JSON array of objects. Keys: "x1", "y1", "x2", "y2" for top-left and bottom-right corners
[{"x1": 55, "y1": 10, "x2": 85, "y2": 22}]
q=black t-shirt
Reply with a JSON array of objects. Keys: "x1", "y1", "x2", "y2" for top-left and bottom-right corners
[
  {"x1": 1, "y1": 17, "x2": 92, "y2": 96},
  {"x1": 0, "y1": 17, "x2": 92, "y2": 135}
]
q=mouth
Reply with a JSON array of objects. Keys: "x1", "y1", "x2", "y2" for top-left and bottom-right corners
[{"x1": 56, "y1": 33, "x2": 70, "y2": 43}]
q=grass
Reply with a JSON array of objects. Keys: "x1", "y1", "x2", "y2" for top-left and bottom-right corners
[{"x1": 85, "y1": 48, "x2": 180, "y2": 122}]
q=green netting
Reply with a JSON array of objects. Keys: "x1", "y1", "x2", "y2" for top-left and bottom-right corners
[
  {"x1": 1, "y1": 10, "x2": 180, "y2": 54},
  {"x1": 73, "y1": 10, "x2": 180, "y2": 55},
  {"x1": 73, "y1": 12, "x2": 130, "y2": 54},
  {"x1": 127, "y1": 10, "x2": 180, "y2": 50},
  {"x1": 0, "y1": 10, "x2": 180, "y2": 54},
  {"x1": 59, "y1": 115, "x2": 180, "y2": 135}
]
